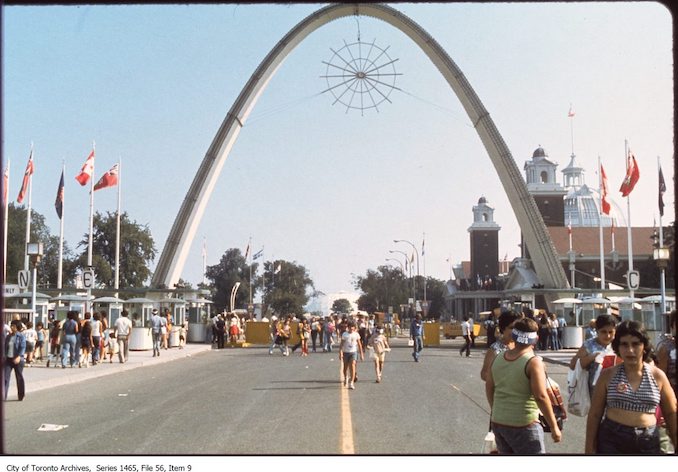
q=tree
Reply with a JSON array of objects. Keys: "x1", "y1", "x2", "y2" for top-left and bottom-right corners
[
  {"x1": 262, "y1": 260, "x2": 313, "y2": 316},
  {"x1": 5, "y1": 203, "x2": 78, "y2": 287},
  {"x1": 420, "y1": 277, "x2": 449, "y2": 320},
  {"x1": 331, "y1": 298, "x2": 353, "y2": 314},
  {"x1": 204, "y1": 248, "x2": 257, "y2": 313},
  {"x1": 354, "y1": 265, "x2": 410, "y2": 314},
  {"x1": 76, "y1": 211, "x2": 156, "y2": 288}
]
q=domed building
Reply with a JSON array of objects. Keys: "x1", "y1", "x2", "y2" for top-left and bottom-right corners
[{"x1": 561, "y1": 153, "x2": 626, "y2": 227}]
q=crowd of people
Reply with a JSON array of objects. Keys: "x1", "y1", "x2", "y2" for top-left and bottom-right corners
[
  {"x1": 481, "y1": 308, "x2": 677, "y2": 455},
  {"x1": 4, "y1": 304, "x2": 676, "y2": 455},
  {"x1": 2, "y1": 308, "x2": 190, "y2": 393}
]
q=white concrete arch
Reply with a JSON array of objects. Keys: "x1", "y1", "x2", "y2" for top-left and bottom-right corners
[{"x1": 151, "y1": 3, "x2": 568, "y2": 291}]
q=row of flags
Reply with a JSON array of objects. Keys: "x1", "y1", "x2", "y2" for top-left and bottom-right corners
[
  {"x1": 598, "y1": 150, "x2": 666, "y2": 216},
  {"x1": 8, "y1": 147, "x2": 120, "y2": 219}
]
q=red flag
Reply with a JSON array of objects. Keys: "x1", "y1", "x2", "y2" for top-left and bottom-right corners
[
  {"x1": 93, "y1": 163, "x2": 119, "y2": 191},
  {"x1": 75, "y1": 150, "x2": 95, "y2": 186},
  {"x1": 619, "y1": 151, "x2": 640, "y2": 197},
  {"x1": 2, "y1": 165, "x2": 8, "y2": 206},
  {"x1": 600, "y1": 164, "x2": 611, "y2": 215},
  {"x1": 17, "y1": 151, "x2": 34, "y2": 204}
]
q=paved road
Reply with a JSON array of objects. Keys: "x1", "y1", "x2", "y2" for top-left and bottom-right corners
[{"x1": 2, "y1": 339, "x2": 587, "y2": 456}]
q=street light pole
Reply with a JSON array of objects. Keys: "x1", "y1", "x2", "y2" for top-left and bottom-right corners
[
  {"x1": 394, "y1": 239, "x2": 419, "y2": 306},
  {"x1": 385, "y1": 258, "x2": 404, "y2": 273}
]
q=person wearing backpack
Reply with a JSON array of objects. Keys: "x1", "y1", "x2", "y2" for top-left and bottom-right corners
[{"x1": 485, "y1": 317, "x2": 563, "y2": 453}]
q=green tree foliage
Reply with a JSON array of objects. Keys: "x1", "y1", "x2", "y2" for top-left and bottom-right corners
[
  {"x1": 354, "y1": 265, "x2": 410, "y2": 314},
  {"x1": 5, "y1": 203, "x2": 77, "y2": 287},
  {"x1": 331, "y1": 298, "x2": 352, "y2": 314},
  {"x1": 76, "y1": 211, "x2": 156, "y2": 288},
  {"x1": 420, "y1": 276, "x2": 449, "y2": 319},
  {"x1": 262, "y1": 260, "x2": 313, "y2": 316},
  {"x1": 204, "y1": 248, "x2": 257, "y2": 313}
]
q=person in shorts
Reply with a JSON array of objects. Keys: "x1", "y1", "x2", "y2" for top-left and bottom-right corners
[
  {"x1": 340, "y1": 322, "x2": 364, "y2": 390},
  {"x1": 368, "y1": 325, "x2": 390, "y2": 383}
]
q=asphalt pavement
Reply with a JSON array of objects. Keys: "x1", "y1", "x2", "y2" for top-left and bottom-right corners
[{"x1": 9, "y1": 336, "x2": 576, "y2": 399}]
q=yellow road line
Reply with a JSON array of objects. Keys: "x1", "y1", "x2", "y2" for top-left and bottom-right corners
[{"x1": 339, "y1": 358, "x2": 355, "y2": 454}]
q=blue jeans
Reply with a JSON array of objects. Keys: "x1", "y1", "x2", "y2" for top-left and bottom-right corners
[
  {"x1": 412, "y1": 335, "x2": 423, "y2": 360},
  {"x1": 61, "y1": 334, "x2": 77, "y2": 367},
  {"x1": 152, "y1": 331, "x2": 162, "y2": 355},
  {"x1": 4, "y1": 358, "x2": 25, "y2": 400},
  {"x1": 596, "y1": 418, "x2": 660, "y2": 454},
  {"x1": 92, "y1": 336, "x2": 101, "y2": 362},
  {"x1": 324, "y1": 333, "x2": 333, "y2": 352},
  {"x1": 492, "y1": 422, "x2": 545, "y2": 454}
]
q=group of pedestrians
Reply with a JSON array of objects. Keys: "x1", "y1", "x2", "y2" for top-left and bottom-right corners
[
  {"x1": 211, "y1": 312, "x2": 244, "y2": 349},
  {"x1": 481, "y1": 308, "x2": 677, "y2": 455},
  {"x1": 266, "y1": 312, "x2": 392, "y2": 390}
]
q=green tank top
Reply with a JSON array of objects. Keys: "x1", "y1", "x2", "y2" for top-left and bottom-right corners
[{"x1": 490, "y1": 351, "x2": 539, "y2": 427}]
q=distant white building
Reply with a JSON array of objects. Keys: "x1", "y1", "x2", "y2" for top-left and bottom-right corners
[{"x1": 305, "y1": 291, "x2": 360, "y2": 316}]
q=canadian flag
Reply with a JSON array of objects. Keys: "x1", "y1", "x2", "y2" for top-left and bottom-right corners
[
  {"x1": 93, "y1": 163, "x2": 119, "y2": 191},
  {"x1": 619, "y1": 151, "x2": 640, "y2": 197},
  {"x1": 17, "y1": 151, "x2": 34, "y2": 204},
  {"x1": 600, "y1": 164, "x2": 611, "y2": 215},
  {"x1": 75, "y1": 150, "x2": 95, "y2": 186}
]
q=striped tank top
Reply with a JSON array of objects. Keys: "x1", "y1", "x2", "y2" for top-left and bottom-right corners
[{"x1": 606, "y1": 363, "x2": 660, "y2": 414}]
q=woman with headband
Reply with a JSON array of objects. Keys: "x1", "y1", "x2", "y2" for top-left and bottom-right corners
[{"x1": 485, "y1": 317, "x2": 563, "y2": 453}]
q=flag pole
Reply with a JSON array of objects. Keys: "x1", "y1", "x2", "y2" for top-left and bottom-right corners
[
  {"x1": 114, "y1": 158, "x2": 121, "y2": 297},
  {"x1": 3, "y1": 160, "x2": 9, "y2": 283},
  {"x1": 202, "y1": 237, "x2": 207, "y2": 286},
  {"x1": 57, "y1": 161, "x2": 65, "y2": 291},
  {"x1": 248, "y1": 236, "x2": 253, "y2": 305},
  {"x1": 598, "y1": 156, "x2": 606, "y2": 290},
  {"x1": 657, "y1": 155, "x2": 666, "y2": 316},
  {"x1": 568, "y1": 215, "x2": 575, "y2": 288},
  {"x1": 24, "y1": 144, "x2": 34, "y2": 272},
  {"x1": 422, "y1": 232, "x2": 426, "y2": 308},
  {"x1": 624, "y1": 140, "x2": 635, "y2": 299},
  {"x1": 87, "y1": 141, "x2": 96, "y2": 312}
]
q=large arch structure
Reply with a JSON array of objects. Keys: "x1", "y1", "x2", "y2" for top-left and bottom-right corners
[{"x1": 151, "y1": 3, "x2": 569, "y2": 291}]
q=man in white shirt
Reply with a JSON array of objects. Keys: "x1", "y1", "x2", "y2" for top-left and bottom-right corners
[
  {"x1": 459, "y1": 316, "x2": 472, "y2": 357},
  {"x1": 114, "y1": 310, "x2": 133, "y2": 363},
  {"x1": 339, "y1": 322, "x2": 364, "y2": 390}
]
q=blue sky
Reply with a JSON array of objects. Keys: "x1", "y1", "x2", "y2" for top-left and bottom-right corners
[{"x1": 2, "y1": 3, "x2": 674, "y2": 296}]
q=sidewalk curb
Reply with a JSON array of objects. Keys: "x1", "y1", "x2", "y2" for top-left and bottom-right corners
[{"x1": 22, "y1": 344, "x2": 213, "y2": 395}]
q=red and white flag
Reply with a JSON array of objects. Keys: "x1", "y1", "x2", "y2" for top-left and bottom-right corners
[
  {"x1": 567, "y1": 105, "x2": 575, "y2": 118},
  {"x1": 75, "y1": 150, "x2": 95, "y2": 186},
  {"x1": 93, "y1": 163, "x2": 119, "y2": 191},
  {"x1": 600, "y1": 164, "x2": 611, "y2": 215},
  {"x1": 3, "y1": 164, "x2": 9, "y2": 206},
  {"x1": 619, "y1": 151, "x2": 640, "y2": 197},
  {"x1": 17, "y1": 151, "x2": 34, "y2": 204}
]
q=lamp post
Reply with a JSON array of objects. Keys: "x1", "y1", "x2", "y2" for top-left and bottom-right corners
[
  {"x1": 389, "y1": 249, "x2": 414, "y2": 303},
  {"x1": 653, "y1": 246, "x2": 670, "y2": 331},
  {"x1": 26, "y1": 242, "x2": 43, "y2": 321},
  {"x1": 385, "y1": 258, "x2": 404, "y2": 273},
  {"x1": 394, "y1": 239, "x2": 420, "y2": 308}
]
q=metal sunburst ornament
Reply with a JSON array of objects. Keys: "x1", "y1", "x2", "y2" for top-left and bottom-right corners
[{"x1": 320, "y1": 38, "x2": 402, "y2": 115}]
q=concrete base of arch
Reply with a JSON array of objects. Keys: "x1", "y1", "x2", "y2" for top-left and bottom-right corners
[{"x1": 151, "y1": 3, "x2": 569, "y2": 296}]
